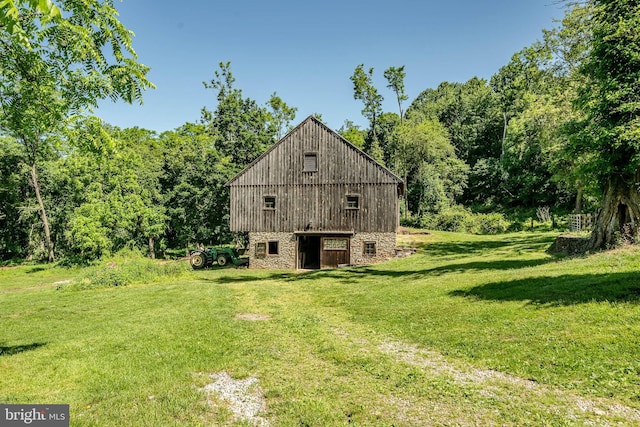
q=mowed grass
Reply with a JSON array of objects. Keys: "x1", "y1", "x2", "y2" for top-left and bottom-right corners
[{"x1": 2, "y1": 231, "x2": 640, "y2": 425}]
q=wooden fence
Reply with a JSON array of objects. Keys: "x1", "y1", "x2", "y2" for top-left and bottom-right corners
[{"x1": 568, "y1": 214, "x2": 594, "y2": 232}]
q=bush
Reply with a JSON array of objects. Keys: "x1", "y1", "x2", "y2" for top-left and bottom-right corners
[
  {"x1": 421, "y1": 205, "x2": 470, "y2": 233},
  {"x1": 420, "y1": 206, "x2": 510, "y2": 235},
  {"x1": 58, "y1": 249, "x2": 190, "y2": 290},
  {"x1": 468, "y1": 212, "x2": 510, "y2": 234}
]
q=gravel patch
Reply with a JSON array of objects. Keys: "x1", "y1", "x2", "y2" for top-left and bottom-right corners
[
  {"x1": 378, "y1": 339, "x2": 640, "y2": 422},
  {"x1": 200, "y1": 371, "x2": 269, "y2": 426}
]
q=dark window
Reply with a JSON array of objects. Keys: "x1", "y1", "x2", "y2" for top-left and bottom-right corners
[
  {"x1": 303, "y1": 153, "x2": 317, "y2": 172},
  {"x1": 264, "y1": 196, "x2": 276, "y2": 210},
  {"x1": 364, "y1": 241, "x2": 376, "y2": 256},
  {"x1": 268, "y1": 241, "x2": 279, "y2": 255},
  {"x1": 346, "y1": 195, "x2": 359, "y2": 209}
]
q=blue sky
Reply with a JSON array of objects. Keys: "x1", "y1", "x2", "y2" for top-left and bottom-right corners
[{"x1": 96, "y1": 0, "x2": 567, "y2": 134}]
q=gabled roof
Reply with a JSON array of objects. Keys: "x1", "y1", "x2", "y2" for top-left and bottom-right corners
[{"x1": 226, "y1": 115, "x2": 403, "y2": 187}]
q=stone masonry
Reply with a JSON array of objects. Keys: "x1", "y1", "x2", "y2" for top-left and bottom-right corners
[
  {"x1": 248, "y1": 231, "x2": 397, "y2": 270},
  {"x1": 248, "y1": 232, "x2": 296, "y2": 270},
  {"x1": 350, "y1": 232, "x2": 397, "y2": 266}
]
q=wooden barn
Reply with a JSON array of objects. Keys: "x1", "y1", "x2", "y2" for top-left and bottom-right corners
[{"x1": 226, "y1": 115, "x2": 403, "y2": 269}]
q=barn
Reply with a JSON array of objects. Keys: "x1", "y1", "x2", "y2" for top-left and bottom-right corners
[{"x1": 226, "y1": 115, "x2": 403, "y2": 269}]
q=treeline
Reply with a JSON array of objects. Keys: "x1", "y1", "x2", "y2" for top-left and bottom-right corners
[
  {"x1": 0, "y1": 62, "x2": 296, "y2": 261},
  {"x1": 341, "y1": 4, "x2": 595, "y2": 230},
  {"x1": 1, "y1": 1, "x2": 639, "y2": 261}
]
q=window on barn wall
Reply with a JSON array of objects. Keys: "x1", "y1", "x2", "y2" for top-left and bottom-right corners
[
  {"x1": 256, "y1": 242, "x2": 266, "y2": 259},
  {"x1": 323, "y1": 238, "x2": 348, "y2": 251},
  {"x1": 363, "y1": 241, "x2": 376, "y2": 256},
  {"x1": 264, "y1": 196, "x2": 276, "y2": 210},
  {"x1": 346, "y1": 195, "x2": 360, "y2": 209},
  {"x1": 268, "y1": 241, "x2": 279, "y2": 255},
  {"x1": 303, "y1": 153, "x2": 317, "y2": 172}
]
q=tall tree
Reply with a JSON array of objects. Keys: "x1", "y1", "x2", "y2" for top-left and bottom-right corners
[
  {"x1": 350, "y1": 64, "x2": 384, "y2": 162},
  {"x1": 0, "y1": 0, "x2": 153, "y2": 261},
  {"x1": 384, "y1": 66, "x2": 408, "y2": 122},
  {"x1": 391, "y1": 116, "x2": 466, "y2": 217},
  {"x1": 574, "y1": 0, "x2": 640, "y2": 248},
  {"x1": 160, "y1": 122, "x2": 234, "y2": 249},
  {"x1": 202, "y1": 61, "x2": 276, "y2": 166}
]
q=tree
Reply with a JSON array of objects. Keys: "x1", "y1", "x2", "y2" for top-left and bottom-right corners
[
  {"x1": 384, "y1": 66, "x2": 408, "y2": 122},
  {"x1": 0, "y1": 0, "x2": 60, "y2": 48},
  {"x1": 0, "y1": 136, "x2": 30, "y2": 258},
  {"x1": 338, "y1": 120, "x2": 366, "y2": 150},
  {"x1": 267, "y1": 92, "x2": 297, "y2": 139},
  {"x1": 350, "y1": 64, "x2": 384, "y2": 162},
  {"x1": 574, "y1": 0, "x2": 640, "y2": 248},
  {"x1": 0, "y1": 0, "x2": 154, "y2": 261},
  {"x1": 540, "y1": 3, "x2": 595, "y2": 214},
  {"x1": 160, "y1": 123, "x2": 235, "y2": 250},
  {"x1": 391, "y1": 116, "x2": 467, "y2": 217},
  {"x1": 202, "y1": 61, "x2": 277, "y2": 166},
  {"x1": 55, "y1": 121, "x2": 167, "y2": 260}
]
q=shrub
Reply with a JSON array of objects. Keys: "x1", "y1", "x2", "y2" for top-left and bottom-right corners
[
  {"x1": 58, "y1": 249, "x2": 190, "y2": 290},
  {"x1": 468, "y1": 212, "x2": 510, "y2": 234},
  {"x1": 421, "y1": 205, "x2": 470, "y2": 233},
  {"x1": 420, "y1": 206, "x2": 510, "y2": 235}
]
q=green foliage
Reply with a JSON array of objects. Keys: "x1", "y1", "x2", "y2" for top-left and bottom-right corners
[
  {"x1": 202, "y1": 62, "x2": 278, "y2": 166},
  {"x1": 420, "y1": 205, "x2": 510, "y2": 234},
  {"x1": 63, "y1": 250, "x2": 190, "y2": 290},
  {"x1": 0, "y1": 137, "x2": 30, "y2": 258},
  {"x1": 160, "y1": 122, "x2": 236, "y2": 249},
  {"x1": 350, "y1": 64, "x2": 385, "y2": 160},
  {"x1": 0, "y1": 0, "x2": 61, "y2": 48},
  {"x1": 267, "y1": 92, "x2": 297, "y2": 139},
  {"x1": 338, "y1": 120, "x2": 366, "y2": 150},
  {"x1": 0, "y1": 0, "x2": 154, "y2": 262},
  {"x1": 392, "y1": 116, "x2": 468, "y2": 216},
  {"x1": 384, "y1": 65, "x2": 408, "y2": 120},
  {"x1": 408, "y1": 78, "x2": 503, "y2": 166}
]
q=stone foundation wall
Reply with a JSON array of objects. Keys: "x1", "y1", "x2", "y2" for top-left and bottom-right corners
[
  {"x1": 249, "y1": 231, "x2": 397, "y2": 269},
  {"x1": 248, "y1": 232, "x2": 296, "y2": 270},
  {"x1": 350, "y1": 232, "x2": 397, "y2": 266}
]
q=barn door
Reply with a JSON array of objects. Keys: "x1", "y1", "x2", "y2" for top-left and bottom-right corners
[
  {"x1": 298, "y1": 235, "x2": 321, "y2": 269},
  {"x1": 320, "y1": 237, "x2": 350, "y2": 268}
]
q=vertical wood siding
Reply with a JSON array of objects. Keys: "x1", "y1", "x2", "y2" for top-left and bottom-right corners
[{"x1": 228, "y1": 116, "x2": 402, "y2": 233}]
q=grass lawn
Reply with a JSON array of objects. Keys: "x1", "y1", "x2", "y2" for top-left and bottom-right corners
[{"x1": 2, "y1": 230, "x2": 640, "y2": 426}]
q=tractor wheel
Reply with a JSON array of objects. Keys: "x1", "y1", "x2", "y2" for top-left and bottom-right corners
[
  {"x1": 190, "y1": 251, "x2": 207, "y2": 269},
  {"x1": 217, "y1": 254, "x2": 228, "y2": 266}
]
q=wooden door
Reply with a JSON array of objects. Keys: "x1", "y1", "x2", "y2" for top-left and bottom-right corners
[{"x1": 320, "y1": 237, "x2": 350, "y2": 268}]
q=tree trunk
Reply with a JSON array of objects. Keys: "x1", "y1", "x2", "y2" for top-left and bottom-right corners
[
  {"x1": 575, "y1": 184, "x2": 584, "y2": 215},
  {"x1": 501, "y1": 111, "x2": 508, "y2": 161},
  {"x1": 148, "y1": 236, "x2": 155, "y2": 259},
  {"x1": 29, "y1": 163, "x2": 55, "y2": 262},
  {"x1": 588, "y1": 177, "x2": 640, "y2": 250},
  {"x1": 404, "y1": 172, "x2": 409, "y2": 219}
]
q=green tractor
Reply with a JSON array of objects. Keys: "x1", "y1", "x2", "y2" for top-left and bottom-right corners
[{"x1": 189, "y1": 247, "x2": 248, "y2": 269}]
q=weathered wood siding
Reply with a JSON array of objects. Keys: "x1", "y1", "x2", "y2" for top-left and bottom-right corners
[{"x1": 228, "y1": 116, "x2": 402, "y2": 233}]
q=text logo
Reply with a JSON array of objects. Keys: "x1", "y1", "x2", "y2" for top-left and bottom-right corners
[{"x1": 0, "y1": 405, "x2": 69, "y2": 427}]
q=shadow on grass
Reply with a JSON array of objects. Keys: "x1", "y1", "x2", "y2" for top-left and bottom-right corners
[
  {"x1": 345, "y1": 258, "x2": 555, "y2": 279},
  {"x1": 198, "y1": 234, "x2": 560, "y2": 284},
  {"x1": 450, "y1": 272, "x2": 640, "y2": 306},
  {"x1": 0, "y1": 342, "x2": 46, "y2": 356},
  {"x1": 198, "y1": 272, "x2": 301, "y2": 284},
  {"x1": 420, "y1": 234, "x2": 556, "y2": 257}
]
